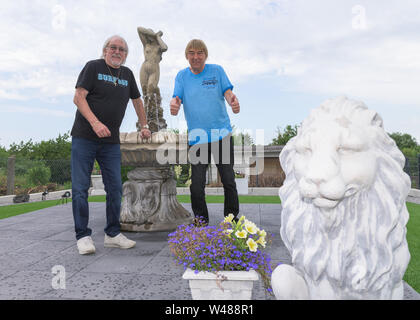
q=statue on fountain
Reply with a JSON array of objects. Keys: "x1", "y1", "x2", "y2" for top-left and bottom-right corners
[
  {"x1": 137, "y1": 26, "x2": 168, "y2": 133},
  {"x1": 119, "y1": 27, "x2": 192, "y2": 232}
]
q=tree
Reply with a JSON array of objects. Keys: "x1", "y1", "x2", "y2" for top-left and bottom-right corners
[
  {"x1": 28, "y1": 165, "x2": 51, "y2": 186},
  {"x1": 8, "y1": 139, "x2": 35, "y2": 158},
  {"x1": 231, "y1": 125, "x2": 254, "y2": 146},
  {"x1": 270, "y1": 125, "x2": 299, "y2": 146},
  {"x1": 7, "y1": 133, "x2": 72, "y2": 185},
  {"x1": 32, "y1": 133, "x2": 72, "y2": 160},
  {"x1": 388, "y1": 132, "x2": 418, "y2": 150},
  {"x1": 7, "y1": 132, "x2": 71, "y2": 160},
  {"x1": 0, "y1": 146, "x2": 8, "y2": 159}
]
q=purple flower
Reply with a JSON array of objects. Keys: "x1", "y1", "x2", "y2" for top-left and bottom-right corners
[{"x1": 167, "y1": 219, "x2": 275, "y2": 295}]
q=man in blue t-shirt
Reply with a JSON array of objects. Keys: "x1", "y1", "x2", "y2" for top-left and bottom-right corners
[{"x1": 170, "y1": 39, "x2": 240, "y2": 225}]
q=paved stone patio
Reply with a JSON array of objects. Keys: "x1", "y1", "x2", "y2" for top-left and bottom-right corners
[{"x1": 0, "y1": 202, "x2": 418, "y2": 300}]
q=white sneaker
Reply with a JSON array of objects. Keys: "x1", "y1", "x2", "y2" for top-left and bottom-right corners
[
  {"x1": 104, "y1": 233, "x2": 136, "y2": 249},
  {"x1": 77, "y1": 236, "x2": 96, "y2": 255}
]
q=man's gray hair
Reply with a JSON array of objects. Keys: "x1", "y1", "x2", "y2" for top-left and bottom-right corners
[{"x1": 101, "y1": 35, "x2": 129, "y2": 64}]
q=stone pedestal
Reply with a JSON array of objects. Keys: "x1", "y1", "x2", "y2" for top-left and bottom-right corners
[{"x1": 119, "y1": 131, "x2": 193, "y2": 232}]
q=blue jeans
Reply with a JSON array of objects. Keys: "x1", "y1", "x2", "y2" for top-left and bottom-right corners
[{"x1": 71, "y1": 137, "x2": 122, "y2": 240}]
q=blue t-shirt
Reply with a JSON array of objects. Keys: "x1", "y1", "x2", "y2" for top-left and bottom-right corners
[{"x1": 172, "y1": 64, "x2": 233, "y2": 145}]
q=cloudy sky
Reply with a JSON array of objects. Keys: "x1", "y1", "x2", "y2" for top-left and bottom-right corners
[{"x1": 0, "y1": 0, "x2": 419, "y2": 148}]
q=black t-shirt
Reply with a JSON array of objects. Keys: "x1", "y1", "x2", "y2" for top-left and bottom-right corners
[{"x1": 71, "y1": 59, "x2": 141, "y2": 144}]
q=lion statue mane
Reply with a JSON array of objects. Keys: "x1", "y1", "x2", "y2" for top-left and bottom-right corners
[{"x1": 271, "y1": 96, "x2": 411, "y2": 300}]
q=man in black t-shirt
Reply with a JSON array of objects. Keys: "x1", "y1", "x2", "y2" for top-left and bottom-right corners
[{"x1": 71, "y1": 35, "x2": 151, "y2": 255}]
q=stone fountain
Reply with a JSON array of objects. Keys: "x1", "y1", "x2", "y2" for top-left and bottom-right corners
[{"x1": 119, "y1": 27, "x2": 193, "y2": 232}]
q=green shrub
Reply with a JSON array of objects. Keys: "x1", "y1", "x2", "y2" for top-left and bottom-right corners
[
  {"x1": 46, "y1": 159, "x2": 71, "y2": 184},
  {"x1": 121, "y1": 166, "x2": 135, "y2": 184},
  {"x1": 27, "y1": 165, "x2": 51, "y2": 186}
]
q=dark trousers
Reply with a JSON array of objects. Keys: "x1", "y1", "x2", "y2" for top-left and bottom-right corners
[
  {"x1": 189, "y1": 135, "x2": 239, "y2": 223},
  {"x1": 71, "y1": 137, "x2": 122, "y2": 240}
]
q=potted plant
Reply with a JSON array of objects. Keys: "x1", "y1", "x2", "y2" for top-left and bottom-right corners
[
  {"x1": 168, "y1": 214, "x2": 273, "y2": 300},
  {"x1": 235, "y1": 171, "x2": 248, "y2": 195}
]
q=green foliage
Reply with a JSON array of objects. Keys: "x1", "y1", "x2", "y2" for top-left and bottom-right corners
[
  {"x1": 15, "y1": 158, "x2": 41, "y2": 176},
  {"x1": 121, "y1": 166, "x2": 135, "y2": 184},
  {"x1": 5, "y1": 133, "x2": 72, "y2": 185},
  {"x1": 8, "y1": 139, "x2": 35, "y2": 158},
  {"x1": 270, "y1": 125, "x2": 298, "y2": 146},
  {"x1": 0, "y1": 200, "x2": 64, "y2": 220},
  {"x1": 7, "y1": 132, "x2": 71, "y2": 160},
  {"x1": 388, "y1": 133, "x2": 419, "y2": 184},
  {"x1": 174, "y1": 164, "x2": 191, "y2": 187},
  {"x1": 166, "y1": 128, "x2": 180, "y2": 134},
  {"x1": 175, "y1": 195, "x2": 281, "y2": 204},
  {"x1": 231, "y1": 125, "x2": 254, "y2": 146},
  {"x1": 389, "y1": 132, "x2": 418, "y2": 150},
  {"x1": 233, "y1": 133, "x2": 254, "y2": 146},
  {"x1": 0, "y1": 146, "x2": 8, "y2": 158},
  {"x1": 27, "y1": 165, "x2": 51, "y2": 186},
  {"x1": 33, "y1": 133, "x2": 72, "y2": 160},
  {"x1": 402, "y1": 147, "x2": 419, "y2": 158},
  {"x1": 404, "y1": 202, "x2": 420, "y2": 292},
  {"x1": 47, "y1": 159, "x2": 71, "y2": 184}
]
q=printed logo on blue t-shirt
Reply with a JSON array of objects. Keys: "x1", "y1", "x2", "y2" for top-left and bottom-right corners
[
  {"x1": 202, "y1": 77, "x2": 218, "y2": 89},
  {"x1": 97, "y1": 73, "x2": 128, "y2": 87}
]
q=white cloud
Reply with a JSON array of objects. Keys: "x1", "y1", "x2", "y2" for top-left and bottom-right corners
[
  {"x1": 1, "y1": 0, "x2": 418, "y2": 103},
  {"x1": 289, "y1": 34, "x2": 420, "y2": 105},
  {"x1": 0, "y1": 0, "x2": 419, "y2": 144},
  {"x1": 0, "y1": 104, "x2": 73, "y2": 118}
]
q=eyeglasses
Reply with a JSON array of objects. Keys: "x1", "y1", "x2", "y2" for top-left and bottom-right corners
[{"x1": 107, "y1": 45, "x2": 127, "y2": 53}]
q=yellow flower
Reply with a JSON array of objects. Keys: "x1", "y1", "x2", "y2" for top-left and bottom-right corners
[
  {"x1": 256, "y1": 236, "x2": 266, "y2": 248},
  {"x1": 174, "y1": 165, "x2": 182, "y2": 178},
  {"x1": 258, "y1": 229, "x2": 267, "y2": 238},
  {"x1": 235, "y1": 229, "x2": 247, "y2": 239},
  {"x1": 244, "y1": 220, "x2": 258, "y2": 234},
  {"x1": 246, "y1": 238, "x2": 258, "y2": 252},
  {"x1": 224, "y1": 214, "x2": 235, "y2": 223}
]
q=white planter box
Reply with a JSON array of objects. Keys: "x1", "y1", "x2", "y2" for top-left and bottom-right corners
[
  {"x1": 90, "y1": 175, "x2": 105, "y2": 196},
  {"x1": 235, "y1": 178, "x2": 248, "y2": 195},
  {"x1": 182, "y1": 268, "x2": 259, "y2": 300}
]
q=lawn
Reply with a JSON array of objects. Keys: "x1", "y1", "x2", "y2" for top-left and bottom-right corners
[
  {"x1": 0, "y1": 196, "x2": 418, "y2": 293},
  {"x1": 176, "y1": 194, "x2": 281, "y2": 204},
  {"x1": 404, "y1": 202, "x2": 420, "y2": 293},
  {"x1": 0, "y1": 199, "x2": 66, "y2": 220},
  {"x1": 0, "y1": 195, "x2": 280, "y2": 219}
]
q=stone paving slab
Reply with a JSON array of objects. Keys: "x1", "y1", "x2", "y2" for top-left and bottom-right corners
[
  {"x1": 44, "y1": 272, "x2": 135, "y2": 300},
  {"x1": 0, "y1": 202, "x2": 418, "y2": 300},
  {"x1": 113, "y1": 274, "x2": 193, "y2": 300}
]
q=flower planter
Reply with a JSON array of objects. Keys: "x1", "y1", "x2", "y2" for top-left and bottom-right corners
[
  {"x1": 235, "y1": 177, "x2": 248, "y2": 195},
  {"x1": 182, "y1": 268, "x2": 259, "y2": 300}
]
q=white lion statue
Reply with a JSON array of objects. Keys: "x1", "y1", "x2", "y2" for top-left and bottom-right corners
[{"x1": 271, "y1": 96, "x2": 411, "y2": 300}]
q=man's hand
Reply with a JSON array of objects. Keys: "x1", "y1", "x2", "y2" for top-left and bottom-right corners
[
  {"x1": 228, "y1": 93, "x2": 240, "y2": 114},
  {"x1": 91, "y1": 120, "x2": 111, "y2": 138},
  {"x1": 140, "y1": 128, "x2": 151, "y2": 139},
  {"x1": 170, "y1": 96, "x2": 181, "y2": 115}
]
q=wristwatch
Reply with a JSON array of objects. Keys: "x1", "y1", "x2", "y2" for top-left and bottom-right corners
[{"x1": 141, "y1": 124, "x2": 149, "y2": 130}]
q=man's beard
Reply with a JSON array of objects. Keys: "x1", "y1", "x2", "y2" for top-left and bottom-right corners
[{"x1": 110, "y1": 55, "x2": 123, "y2": 67}]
